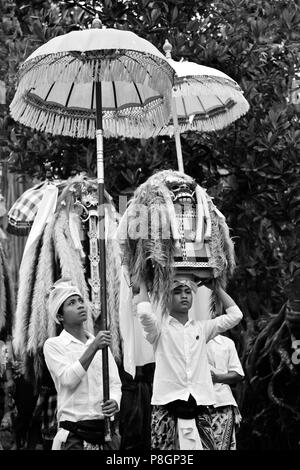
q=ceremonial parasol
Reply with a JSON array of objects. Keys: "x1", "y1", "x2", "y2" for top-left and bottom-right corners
[
  {"x1": 9, "y1": 16, "x2": 174, "y2": 440},
  {"x1": 155, "y1": 40, "x2": 250, "y2": 172}
]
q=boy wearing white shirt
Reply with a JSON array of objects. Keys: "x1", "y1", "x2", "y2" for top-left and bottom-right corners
[
  {"x1": 207, "y1": 334, "x2": 244, "y2": 449},
  {"x1": 43, "y1": 279, "x2": 121, "y2": 450},
  {"x1": 135, "y1": 274, "x2": 243, "y2": 450}
]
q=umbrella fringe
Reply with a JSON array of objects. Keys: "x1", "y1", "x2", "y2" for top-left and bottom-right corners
[
  {"x1": 157, "y1": 101, "x2": 249, "y2": 136},
  {"x1": 19, "y1": 51, "x2": 173, "y2": 97},
  {"x1": 10, "y1": 92, "x2": 171, "y2": 139},
  {"x1": 173, "y1": 78, "x2": 244, "y2": 97}
]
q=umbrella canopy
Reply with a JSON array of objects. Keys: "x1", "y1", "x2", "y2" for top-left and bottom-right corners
[
  {"x1": 10, "y1": 27, "x2": 174, "y2": 139},
  {"x1": 155, "y1": 40, "x2": 249, "y2": 171},
  {"x1": 158, "y1": 40, "x2": 249, "y2": 135}
]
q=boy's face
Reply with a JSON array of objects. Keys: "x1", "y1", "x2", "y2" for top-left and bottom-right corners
[
  {"x1": 58, "y1": 295, "x2": 87, "y2": 326},
  {"x1": 170, "y1": 284, "x2": 193, "y2": 314}
]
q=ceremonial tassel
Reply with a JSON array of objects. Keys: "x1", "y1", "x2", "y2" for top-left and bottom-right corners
[
  {"x1": 202, "y1": 192, "x2": 212, "y2": 241},
  {"x1": 69, "y1": 212, "x2": 85, "y2": 258},
  {"x1": 159, "y1": 184, "x2": 181, "y2": 241},
  {"x1": 87, "y1": 207, "x2": 101, "y2": 321},
  {"x1": 195, "y1": 185, "x2": 204, "y2": 243}
]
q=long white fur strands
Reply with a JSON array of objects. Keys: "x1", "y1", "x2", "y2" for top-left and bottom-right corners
[
  {"x1": 0, "y1": 247, "x2": 6, "y2": 332},
  {"x1": 12, "y1": 176, "x2": 124, "y2": 383},
  {"x1": 27, "y1": 214, "x2": 56, "y2": 355},
  {"x1": 12, "y1": 236, "x2": 42, "y2": 358},
  {"x1": 106, "y1": 216, "x2": 122, "y2": 364},
  {"x1": 0, "y1": 244, "x2": 15, "y2": 354},
  {"x1": 53, "y1": 208, "x2": 94, "y2": 334},
  {"x1": 217, "y1": 215, "x2": 236, "y2": 278},
  {"x1": 207, "y1": 201, "x2": 229, "y2": 286}
]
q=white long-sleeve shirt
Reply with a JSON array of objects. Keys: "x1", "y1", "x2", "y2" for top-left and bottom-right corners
[
  {"x1": 43, "y1": 330, "x2": 121, "y2": 423},
  {"x1": 137, "y1": 302, "x2": 243, "y2": 406}
]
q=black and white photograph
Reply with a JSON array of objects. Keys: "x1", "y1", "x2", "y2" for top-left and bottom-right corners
[{"x1": 0, "y1": 0, "x2": 299, "y2": 459}]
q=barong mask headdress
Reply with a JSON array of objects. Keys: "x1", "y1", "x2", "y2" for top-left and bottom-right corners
[{"x1": 117, "y1": 169, "x2": 236, "y2": 314}]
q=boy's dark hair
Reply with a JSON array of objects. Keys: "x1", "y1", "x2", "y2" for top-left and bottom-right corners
[
  {"x1": 55, "y1": 304, "x2": 64, "y2": 335},
  {"x1": 57, "y1": 303, "x2": 64, "y2": 322}
]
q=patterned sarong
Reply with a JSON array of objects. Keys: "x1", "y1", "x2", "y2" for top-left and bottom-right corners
[
  {"x1": 211, "y1": 405, "x2": 237, "y2": 450},
  {"x1": 151, "y1": 405, "x2": 216, "y2": 450}
]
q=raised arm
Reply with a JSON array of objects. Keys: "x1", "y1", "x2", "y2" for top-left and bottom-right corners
[
  {"x1": 134, "y1": 280, "x2": 160, "y2": 345},
  {"x1": 215, "y1": 286, "x2": 236, "y2": 309},
  {"x1": 203, "y1": 283, "x2": 243, "y2": 342}
]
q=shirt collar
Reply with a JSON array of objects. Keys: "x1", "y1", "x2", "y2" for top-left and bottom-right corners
[
  {"x1": 212, "y1": 334, "x2": 223, "y2": 344},
  {"x1": 166, "y1": 315, "x2": 195, "y2": 326},
  {"x1": 60, "y1": 329, "x2": 94, "y2": 345}
]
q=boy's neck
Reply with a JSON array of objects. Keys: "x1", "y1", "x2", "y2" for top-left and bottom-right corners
[
  {"x1": 170, "y1": 311, "x2": 189, "y2": 325},
  {"x1": 64, "y1": 324, "x2": 88, "y2": 343}
]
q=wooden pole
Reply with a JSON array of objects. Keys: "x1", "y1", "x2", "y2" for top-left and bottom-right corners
[
  {"x1": 171, "y1": 98, "x2": 184, "y2": 173},
  {"x1": 95, "y1": 81, "x2": 111, "y2": 442}
]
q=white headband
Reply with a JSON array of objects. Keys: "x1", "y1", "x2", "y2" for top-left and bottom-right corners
[
  {"x1": 172, "y1": 278, "x2": 198, "y2": 293},
  {"x1": 48, "y1": 279, "x2": 82, "y2": 324}
]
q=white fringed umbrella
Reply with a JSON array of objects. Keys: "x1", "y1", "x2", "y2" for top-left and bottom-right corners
[
  {"x1": 155, "y1": 40, "x2": 250, "y2": 172},
  {"x1": 10, "y1": 25, "x2": 173, "y2": 139},
  {"x1": 9, "y1": 17, "x2": 174, "y2": 441}
]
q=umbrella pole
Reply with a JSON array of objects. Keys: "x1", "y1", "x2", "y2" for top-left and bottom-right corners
[
  {"x1": 95, "y1": 81, "x2": 112, "y2": 442},
  {"x1": 171, "y1": 99, "x2": 184, "y2": 173}
]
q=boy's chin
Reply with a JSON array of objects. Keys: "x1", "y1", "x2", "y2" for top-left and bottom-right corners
[{"x1": 179, "y1": 306, "x2": 190, "y2": 313}]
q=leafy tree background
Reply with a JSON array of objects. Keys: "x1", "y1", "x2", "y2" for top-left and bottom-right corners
[{"x1": 0, "y1": 0, "x2": 300, "y2": 449}]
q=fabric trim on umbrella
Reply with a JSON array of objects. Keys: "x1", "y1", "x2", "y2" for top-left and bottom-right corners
[{"x1": 10, "y1": 86, "x2": 168, "y2": 139}]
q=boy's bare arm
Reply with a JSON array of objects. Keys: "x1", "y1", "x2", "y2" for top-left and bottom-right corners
[
  {"x1": 133, "y1": 279, "x2": 160, "y2": 344},
  {"x1": 215, "y1": 285, "x2": 236, "y2": 310},
  {"x1": 201, "y1": 279, "x2": 236, "y2": 310},
  {"x1": 201, "y1": 279, "x2": 243, "y2": 341},
  {"x1": 211, "y1": 370, "x2": 244, "y2": 385}
]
